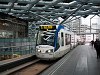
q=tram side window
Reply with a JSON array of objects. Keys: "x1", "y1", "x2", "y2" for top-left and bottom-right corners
[
  {"x1": 37, "y1": 33, "x2": 40, "y2": 45},
  {"x1": 56, "y1": 36, "x2": 60, "y2": 49},
  {"x1": 65, "y1": 34, "x2": 70, "y2": 45},
  {"x1": 65, "y1": 34, "x2": 67, "y2": 45},
  {"x1": 61, "y1": 32, "x2": 64, "y2": 46}
]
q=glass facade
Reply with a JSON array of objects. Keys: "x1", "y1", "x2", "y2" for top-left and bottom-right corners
[
  {"x1": 0, "y1": 12, "x2": 33, "y2": 61},
  {"x1": 0, "y1": 37, "x2": 36, "y2": 61}
]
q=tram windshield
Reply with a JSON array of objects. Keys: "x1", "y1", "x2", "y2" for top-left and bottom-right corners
[{"x1": 37, "y1": 30, "x2": 55, "y2": 46}]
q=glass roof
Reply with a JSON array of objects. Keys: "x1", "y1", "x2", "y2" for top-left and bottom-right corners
[{"x1": 0, "y1": 0, "x2": 100, "y2": 24}]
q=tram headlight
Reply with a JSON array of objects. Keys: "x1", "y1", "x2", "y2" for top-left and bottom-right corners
[
  {"x1": 48, "y1": 50, "x2": 51, "y2": 53},
  {"x1": 46, "y1": 49, "x2": 53, "y2": 53},
  {"x1": 37, "y1": 49, "x2": 41, "y2": 52}
]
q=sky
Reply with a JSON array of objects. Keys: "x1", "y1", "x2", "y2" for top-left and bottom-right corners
[
  {"x1": 81, "y1": 15, "x2": 100, "y2": 27},
  {"x1": 81, "y1": 15, "x2": 100, "y2": 34},
  {"x1": 58, "y1": 15, "x2": 100, "y2": 29}
]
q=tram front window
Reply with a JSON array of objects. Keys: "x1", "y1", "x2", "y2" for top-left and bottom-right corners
[{"x1": 38, "y1": 31, "x2": 55, "y2": 46}]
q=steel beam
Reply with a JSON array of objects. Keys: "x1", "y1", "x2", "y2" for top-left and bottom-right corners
[{"x1": 59, "y1": 4, "x2": 83, "y2": 25}]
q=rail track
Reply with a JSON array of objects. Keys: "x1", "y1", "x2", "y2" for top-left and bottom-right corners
[{"x1": 5, "y1": 59, "x2": 55, "y2": 75}]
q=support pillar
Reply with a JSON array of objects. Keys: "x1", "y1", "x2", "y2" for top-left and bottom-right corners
[{"x1": 93, "y1": 33, "x2": 94, "y2": 41}]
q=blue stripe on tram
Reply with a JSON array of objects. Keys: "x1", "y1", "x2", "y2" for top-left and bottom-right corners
[{"x1": 54, "y1": 25, "x2": 64, "y2": 51}]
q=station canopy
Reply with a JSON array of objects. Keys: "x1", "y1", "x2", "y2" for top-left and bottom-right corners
[{"x1": 0, "y1": 0, "x2": 100, "y2": 24}]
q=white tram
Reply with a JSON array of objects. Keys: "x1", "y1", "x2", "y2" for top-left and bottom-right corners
[{"x1": 36, "y1": 25, "x2": 78, "y2": 60}]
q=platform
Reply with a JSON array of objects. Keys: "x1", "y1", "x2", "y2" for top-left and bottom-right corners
[{"x1": 40, "y1": 45, "x2": 100, "y2": 75}]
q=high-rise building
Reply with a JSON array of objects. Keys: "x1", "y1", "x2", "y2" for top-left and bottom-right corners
[{"x1": 70, "y1": 18, "x2": 87, "y2": 35}]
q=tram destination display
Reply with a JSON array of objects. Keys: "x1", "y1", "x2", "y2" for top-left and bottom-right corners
[{"x1": 39, "y1": 25, "x2": 56, "y2": 31}]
